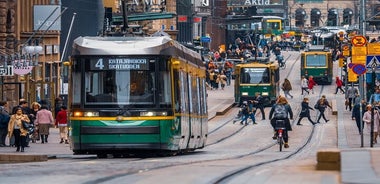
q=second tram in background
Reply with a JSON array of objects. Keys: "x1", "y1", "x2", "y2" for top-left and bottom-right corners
[
  {"x1": 234, "y1": 57, "x2": 280, "y2": 106},
  {"x1": 300, "y1": 45, "x2": 333, "y2": 85},
  {"x1": 226, "y1": 15, "x2": 284, "y2": 49},
  {"x1": 68, "y1": 36, "x2": 208, "y2": 157}
]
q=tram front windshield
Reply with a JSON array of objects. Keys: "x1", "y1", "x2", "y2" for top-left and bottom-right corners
[
  {"x1": 72, "y1": 57, "x2": 171, "y2": 106},
  {"x1": 305, "y1": 54, "x2": 327, "y2": 67},
  {"x1": 240, "y1": 67, "x2": 270, "y2": 84}
]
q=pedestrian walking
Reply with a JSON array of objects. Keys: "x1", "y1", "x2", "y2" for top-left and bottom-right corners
[
  {"x1": 301, "y1": 76, "x2": 309, "y2": 95},
  {"x1": 35, "y1": 106, "x2": 54, "y2": 144},
  {"x1": 7, "y1": 107, "x2": 30, "y2": 152},
  {"x1": 219, "y1": 71, "x2": 227, "y2": 90},
  {"x1": 30, "y1": 102, "x2": 41, "y2": 143},
  {"x1": 281, "y1": 78, "x2": 293, "y2": 99},
  {"x1": 352, "y1": 99, "x2": 366, "y2": 134},
  {"x1": 335, "y1": 76, "x2": 345, "y2": 94},
  {"x1": 56, "y1": 105, "x2": 69, "y2": 144},
  {"x1": 253, "y1": 92, "x2": 266, "y2": 120},
  {"x1": 239, "y1": 102, "x2": 250, "y2": 125},
  {"x1": 346, "y1": 85, "x2": 359, "y2": 111},
  {"x1": 315, "y1": 95, "x2": 332, "y2": 123},
  {"x1": 297, "y1": 98, "x2": 316, "y2": 125},
  {"x1": 0, "y1": 101, "x2": 10, "y2": 147},
  {"x1": 247, "y1": 100, "x2": 257, "y2": 125},
  {"x1": 308, "y1": 76, "x2": 317, "y2": 94},
  {"x1": 362, "y1": 104, "x2": 380, "y2": 144}
]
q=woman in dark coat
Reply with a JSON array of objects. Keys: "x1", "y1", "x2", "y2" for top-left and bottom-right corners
[
  {"x1": 352, "y1": 99, "x2": 366, "y2": 134},
  {"x1": 297, "y1": 97, "x2": 316, "y2": 125}
]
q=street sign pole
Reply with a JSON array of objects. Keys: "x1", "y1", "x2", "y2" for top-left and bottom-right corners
[{"x1": 370, "y1": 62, "x2": 377, "y2": 147}]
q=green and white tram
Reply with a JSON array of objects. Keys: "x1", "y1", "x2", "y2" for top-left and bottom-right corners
[{"x1": 68, "y1": 36, "x2": 208, "y2": 157}]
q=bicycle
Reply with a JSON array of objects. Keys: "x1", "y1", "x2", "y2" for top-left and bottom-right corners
[
  {"x1": 274, "y1": 120, "x2": 286, "y2": 152},
  {"x1": 276, "y1": 55, "x2": 286, "y2": 69}
]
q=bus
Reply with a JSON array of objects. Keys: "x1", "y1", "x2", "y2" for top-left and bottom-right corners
[
  {"x1": 234, "y1": 57, "x2": 280, "y2": 106},
  {"x1": 68, "y1": 36, "x2": 208, "y2": 157},
  {"x1": 300, "y1": 45, "x2": 333, "y2": 84}
]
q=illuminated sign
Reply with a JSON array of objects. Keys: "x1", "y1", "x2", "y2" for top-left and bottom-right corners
[
  {"x1": 90, "y1": 58, "x2": 149, "y2": 70},
  {"x1": 228, "y1": 0, "x2": 284, "y2": 6}
]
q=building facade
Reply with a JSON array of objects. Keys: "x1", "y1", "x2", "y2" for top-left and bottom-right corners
[{"x1": 0, "y1": 0, "x2": 61, "y2": 109}]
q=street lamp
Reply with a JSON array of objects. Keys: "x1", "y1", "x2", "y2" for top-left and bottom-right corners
[{"x1": 23, "y1": 45, "x2": 43, "y2": 66}]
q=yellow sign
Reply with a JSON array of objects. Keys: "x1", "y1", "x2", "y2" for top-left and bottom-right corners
[
  {"x1": 367, "y1": 43, "x2": 380, "y2": 55},
  {"x1": 351, "y1": 55, "x2": 366, "y2": 64},
  {"x1": 343, "y1": 50, "x2": 350, "y2": 56},
  {"x1": 348, "y1": 68, "x2": 358, "y2": 82},
  {"x1": 351, "y1": 46, "x2": 367, "y2": 56}
]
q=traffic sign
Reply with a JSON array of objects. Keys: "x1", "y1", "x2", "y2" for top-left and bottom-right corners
[
  {"x1": 367, "y1": 43, "x2": 380, "y2": 54},
  {"x1": 366, "y1": 55, "x2": 380, "y2": 69},
  {"x1": 352, "y1": 55, "x2": 366, "y2": 64},
  {"x1": 352, "y1": 64, "x2": 366, "y2": 75},
  {"x1": 351, "y1": 35, "x2": 367, "y2": 47},
  {"x1": 200, "y1": 37, "x2": 211, "y2": 43},
  {"x1": 351, "y1": 46, "x2": 367, "y2": 56}
]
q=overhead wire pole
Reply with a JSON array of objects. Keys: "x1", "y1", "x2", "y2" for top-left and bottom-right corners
[{"x1": 59, "y1": 12, "x2": 76, "y2": 96}]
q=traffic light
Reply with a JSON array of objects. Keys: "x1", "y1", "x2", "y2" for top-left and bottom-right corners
[
  {"x1": 342, "y1": 59, "x2": 347, "y2": 72},
  {"x1": 339, "y1": 58, "x2": 344, "y2": 67}
]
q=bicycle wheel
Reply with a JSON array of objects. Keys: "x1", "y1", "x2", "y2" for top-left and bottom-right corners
[
  {"x1": 277, "y1": 136, "x2": 282, "y2": 152},
  {"x1": 280, "y1": 63, "x2": 286, "y2": 69}
]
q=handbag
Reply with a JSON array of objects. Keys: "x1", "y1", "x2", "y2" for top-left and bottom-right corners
[{"x1": 21, "y1": 120, "x2": 34, "y2": 134}]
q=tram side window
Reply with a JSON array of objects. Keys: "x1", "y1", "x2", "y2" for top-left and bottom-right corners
[
  {"x1": 159, "y1": 71, "x2": 171, "y2": 104},
  {"x1": 306, "y1": 55, "x2": 327, "y2": 67}
]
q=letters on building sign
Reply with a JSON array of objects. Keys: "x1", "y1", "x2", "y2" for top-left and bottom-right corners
[
  {"x1": 242, "y1": 0, "x2": 283, "y2": 6},
  {"x1": 202, "y1": 0, "x2": 209, "y2": 6},
  {"x1": 131, "y1": 0, "x2": 164, "y2": 6}
]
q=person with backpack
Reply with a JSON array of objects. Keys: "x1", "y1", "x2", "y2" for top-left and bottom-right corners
[
  {"x1": 269, "y1": 96, "x2": 293, "y2": 148},
  {"x1": 0, "y1": 101, "x2": 10, "y2": 147},
  {"x1": 315, "y1": 95, "x2": 332, "y2": 123}
]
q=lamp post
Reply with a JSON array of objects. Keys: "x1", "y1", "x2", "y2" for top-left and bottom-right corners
[{"x1": 21, "y1": 44, "x2": 43, "y2": 103}]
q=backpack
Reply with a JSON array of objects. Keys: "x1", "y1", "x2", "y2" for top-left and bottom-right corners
[
  {"x1": 273, "y1": 104, "x2": 287, "y2": 119},
  {"x1": 0, "y1": 111, "x2": 10, "y2": 128}
]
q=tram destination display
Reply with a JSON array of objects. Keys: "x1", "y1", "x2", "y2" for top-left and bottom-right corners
[{"x1": 90, "y1": 58, "x2": 149, "y2": 70}]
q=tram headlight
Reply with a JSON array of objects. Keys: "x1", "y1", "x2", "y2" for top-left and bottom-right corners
[
  {"x1": 140, "y1": 111, "x2": 168, "y2": 116},
  {"x1": 73, "y1": 111, "x2": 99, "y2": 117},
  {"x1": 84, "y1": 112, "x2": 99, "y2": 117},
  {"x1": 242, "y1": 92, "x2": 248, "y2": 96},
  {"x1": 262, "y1": 92, "x2": 269, "y2": 96}
]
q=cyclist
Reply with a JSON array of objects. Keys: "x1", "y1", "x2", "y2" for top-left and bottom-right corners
[
  {"x1": 276, "y1": 54, "x2": 284, "y2": 67},
  {"x1": 269, "y1": 96, "x2": 293, "y2": 148}
]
